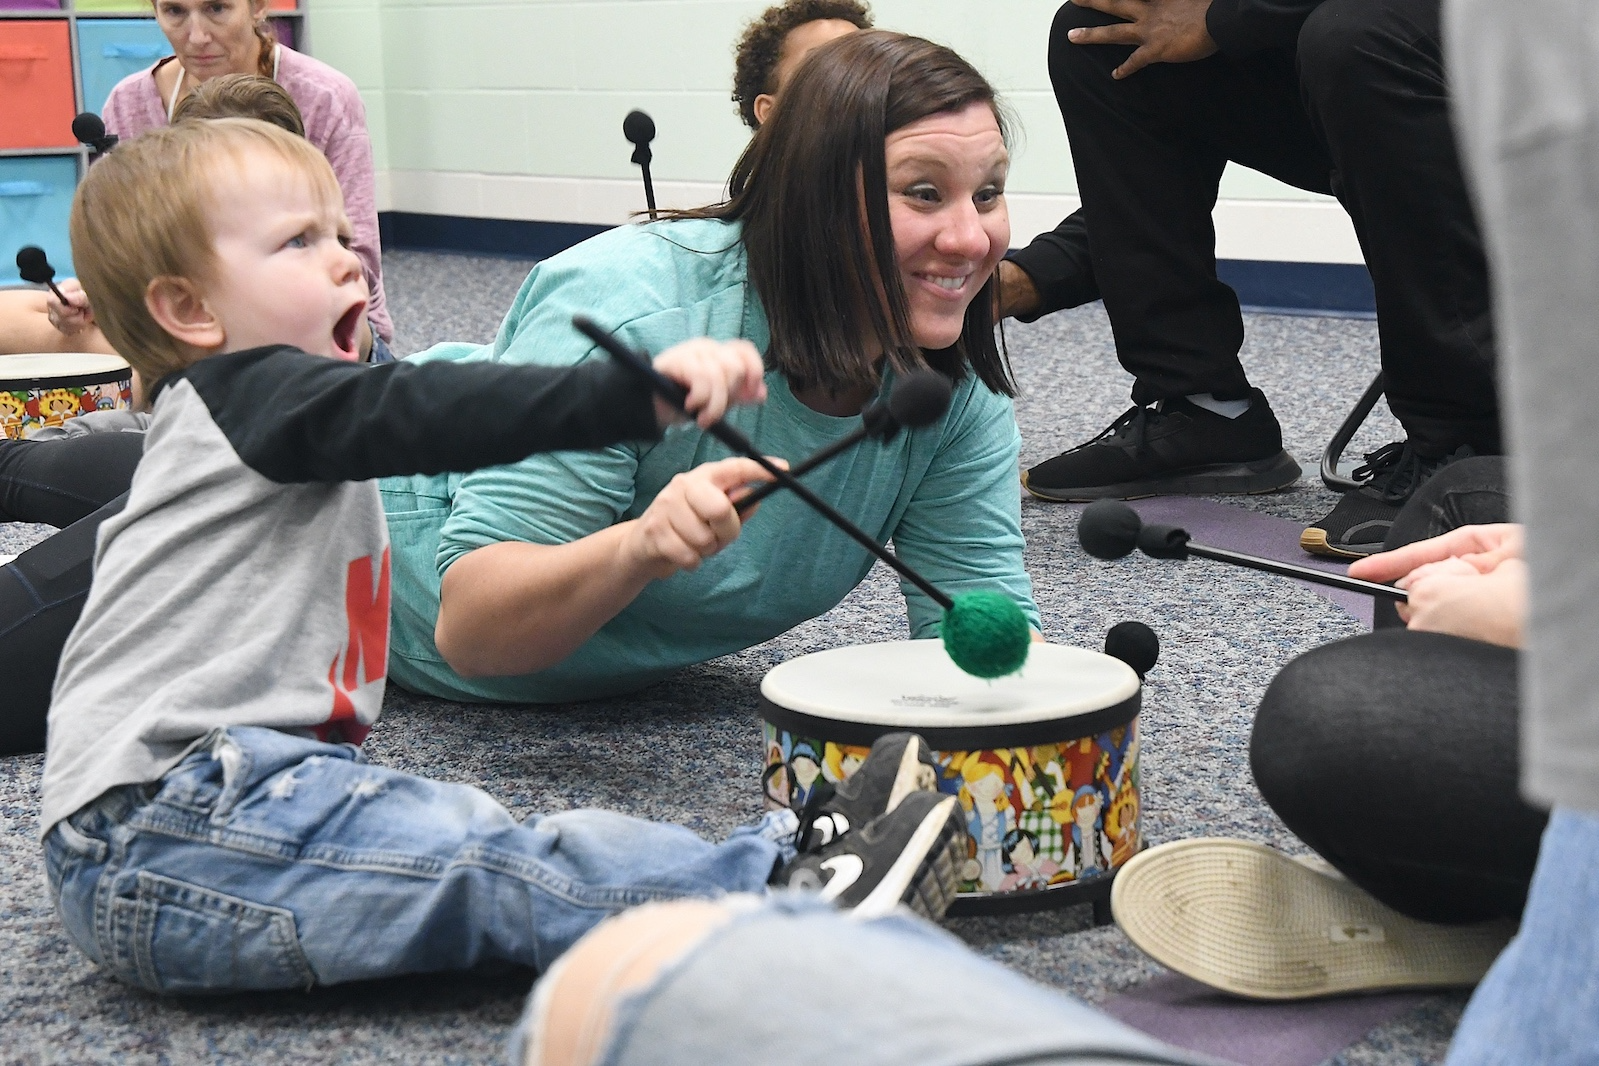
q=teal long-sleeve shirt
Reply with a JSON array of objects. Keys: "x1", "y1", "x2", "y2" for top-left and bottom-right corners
[{"x1": 381, "y1": 218, "x2": 1039, "y2": 703}]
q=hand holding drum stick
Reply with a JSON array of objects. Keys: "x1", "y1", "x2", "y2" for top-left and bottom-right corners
[
  {"x1": 572, "y1": 314, "x2": 1033, "y2": 678},
  {"x1": 1076, "y1": 499, "x2": 1409, "y2": 601}
]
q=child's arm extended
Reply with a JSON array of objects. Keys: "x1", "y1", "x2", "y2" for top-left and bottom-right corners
[{"x1": 169, "y1": 342, "x2": 760, "y2": 483}]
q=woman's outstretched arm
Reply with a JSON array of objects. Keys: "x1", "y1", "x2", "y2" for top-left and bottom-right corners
[{"x1": 433, "y1": 457, "x2": 771, "y2": 676}]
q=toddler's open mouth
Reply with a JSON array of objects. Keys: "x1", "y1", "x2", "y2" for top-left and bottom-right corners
[{"x1": 332, "y1": 301, "x2": 365, "y2": 360}]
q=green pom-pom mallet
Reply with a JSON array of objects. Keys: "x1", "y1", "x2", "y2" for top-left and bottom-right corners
[
  {"x1": 572, "y1": 314, "x2": 1032, "y2": 680},
  {"x1": 942, "y1": 590, "x2": 1032, "y2": 679}
]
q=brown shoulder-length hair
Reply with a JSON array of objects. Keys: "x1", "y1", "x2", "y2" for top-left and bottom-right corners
[{"x1": 671, "y1": 30, "x2": 1015, "y2": 398}]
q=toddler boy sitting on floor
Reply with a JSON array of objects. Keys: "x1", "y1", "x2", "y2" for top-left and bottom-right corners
[{"x1": 39, "y1": 117, "x2": 966, "y2": 994}]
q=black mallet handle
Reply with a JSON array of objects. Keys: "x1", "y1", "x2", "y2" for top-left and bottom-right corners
[
  {"x1": 1139, "y1": 523, "x2": 1409, "y2": 602},
  {"x1": 637, "y1": 158, "x2": 658, "y2": 221},
  {"x1": 735, "y1": 412, "x2": 882, "y2": 513},
  {"x1": 572, "y1": 315, "x2": 954, "y2": 610}
]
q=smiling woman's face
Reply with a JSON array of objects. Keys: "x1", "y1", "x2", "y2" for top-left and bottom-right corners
[
  {"x1": 885, "y1": 101, "x2": 1009, "y2": 351},
  {"x1": 153, "y1": 0, "x2": 267, "y2": 82}
]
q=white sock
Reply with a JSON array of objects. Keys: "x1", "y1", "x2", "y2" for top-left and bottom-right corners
[{"x1": 1186, "y1": 392, "x2": 1252, "y2": 419}]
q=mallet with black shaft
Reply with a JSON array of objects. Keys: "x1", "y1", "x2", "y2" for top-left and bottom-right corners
[
  {"x1": 735, "y1": 370, "x2": 951, "y2": 513},
  {"x1": 1076, "y1": 499, "x2": 1409, "y2": 602},
  {"x1": 571, "y1": 314, "x2": 1035, "y2": 678}
]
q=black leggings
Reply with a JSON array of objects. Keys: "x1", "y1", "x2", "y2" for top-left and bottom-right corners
[
  {"x1": 1251, "y1": 456, "x2": 1545, "y2": 923},
  {"x1": 0, "y1": 432, "x2": 141, "y2": 754}
]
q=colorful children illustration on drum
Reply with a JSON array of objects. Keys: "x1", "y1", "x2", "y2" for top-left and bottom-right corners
[
  {"x1": 0, "y1": 379, "x2": 133, "y2": 440},
  {"x1": 1107, "y1": 786, "x2": 1141, "y2": 868},
  {"x1": 37, "y1": 389, "x2": 81, "y2": 430},
  {"x1": 761, "y1": 721, "x2": 1142, "y2": 897},
  {"x1": 824, "y1": 743, "x2": 867, "y2": 784},
  {"x1": 999, "y1": 828, "x2": 1060, "y2": 891},
  {"x1": 1066, "y1": 785, "x2": 1112, "y2": 878},
  {"x1": 956, "y1": 752, "x2": 1020, "y2": 891},
  {"x1": 0, "y1": 393, "x2": 26, "y2": 439}
]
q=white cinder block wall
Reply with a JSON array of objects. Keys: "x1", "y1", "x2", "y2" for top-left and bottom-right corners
[{"x1": 313, "y1": 0, "x2": 1361, "y2": 263}]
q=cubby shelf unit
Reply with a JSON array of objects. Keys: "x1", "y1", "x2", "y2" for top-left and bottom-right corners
[{"x1": 0, "y1": 1, "x2": 306, "y2": 284}]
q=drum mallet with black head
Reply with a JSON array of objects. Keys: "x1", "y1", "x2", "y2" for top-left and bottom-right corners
[
  {"x1": 736, "y1": 370, "x2": 952, "y2": 513},
  {"x1": 16, "y1": 246, "x2": 71, "y2": 306},
  {"x1": 71, "y1": 112, "x2": 119, "y2": 155},
  {"x1": 1077, "y1": 499, "x2": 1409, "y2": 602},
  {"x1": 1105, "y1": 621, "x2": 1159, "y2": 679},
  {"x1": 573, "y1": 314, "x2": 1032, "y2": 679},
  {"x1": 623, "y1": 110, "x2": 658, "y2": 221}
]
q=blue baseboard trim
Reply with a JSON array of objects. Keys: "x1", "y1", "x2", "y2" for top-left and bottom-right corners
[
  {"x1": 1218, "y1": 258, "x2": 1375, "y2": 317},
  {"x1": 379, "y1": 211, "x2": 1378, "y2": 317},
  {"x1": 379, "y1": 212, "x2": 610, "y2": 260}
]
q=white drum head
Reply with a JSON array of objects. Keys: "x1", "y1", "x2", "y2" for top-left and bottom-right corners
[
  {"x1": 0, "y1": 353, "x2": 130, "y2": 383},
  {"x1": 761, "y1": 640, "x2": 1139, "y2": 732}
]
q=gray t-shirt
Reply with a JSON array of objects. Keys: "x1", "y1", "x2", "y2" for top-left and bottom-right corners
[{"x1": 42, "y1": 345, "x2": 657, "y2": 835}]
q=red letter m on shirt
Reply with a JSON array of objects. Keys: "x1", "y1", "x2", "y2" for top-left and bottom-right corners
[{"x1": 321, "y1": 548, "x2": 390, "y2": 741}]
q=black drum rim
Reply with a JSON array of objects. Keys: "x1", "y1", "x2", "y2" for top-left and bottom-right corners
[
  {"x1": 758, "y1": 689, "x2": 1140, "y2": 750},
  {"x1": 0, "y1": 369, "x2": 131, "y2": 391}
]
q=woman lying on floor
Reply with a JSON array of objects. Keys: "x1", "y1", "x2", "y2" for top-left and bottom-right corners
[
  {"x1": 0, "y1": 29, "x2": 1039, "y2": 753},
  {"x1": 383, "y1": 29, "x2": 1036, "y2": 705}
]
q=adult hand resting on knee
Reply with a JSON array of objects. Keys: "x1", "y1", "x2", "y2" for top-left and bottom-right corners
[
  {"x1": 1067, "y1": 0, "x2": 1219, "y2": 80},
  {"x1": 1350, "y1": 524, "x2": 1526, "y2": 648}
]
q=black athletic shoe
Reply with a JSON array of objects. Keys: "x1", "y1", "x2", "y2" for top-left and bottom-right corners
[
  {"x1": 794, "y1": 732, "x2": 939, "y2": 852},
  {"x1": 772, "y1": 791, "x2": 968, "y2": 919},
  {"x1": 1023, "y1": 390, "x2": 1301, "y2": 501},
  {"x1": 1302, "y1": 442, "x2": 1475, "y2": 559}
]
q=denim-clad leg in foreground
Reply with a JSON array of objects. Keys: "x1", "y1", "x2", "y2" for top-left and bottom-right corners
[
  {"x1": 512, "y1": 894, "x2": 1214, "y2": 1066},
  {"x1": 44, "y1": 726, "x2": 782, "y2": 993},
  {"x1": 1446, "y1": 810, "x2": 1599, "y2": 1065}
]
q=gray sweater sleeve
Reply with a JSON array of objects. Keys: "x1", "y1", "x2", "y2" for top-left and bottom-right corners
[{"x1": 1447, "y1": 0, "x2": 1599, "y2": 811}]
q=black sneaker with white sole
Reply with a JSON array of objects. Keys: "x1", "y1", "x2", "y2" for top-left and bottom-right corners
[
  {"x1": 794, "y1": 732, "x2": 939, "y2": 852},
  {"x1": 1302, "y1": 442, "x2": 1475, "y2": 559},
  {"x1": 772, "y1": 791, "x2": 968, "y2": 920},
  {"x1": 1023, "y1": 389, "x2": 1300, "y2": 501}
]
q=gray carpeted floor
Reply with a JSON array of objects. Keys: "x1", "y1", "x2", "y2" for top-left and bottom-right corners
[{"x1": 0, "y1": 249, "x2": 1465, "y2": 1065}]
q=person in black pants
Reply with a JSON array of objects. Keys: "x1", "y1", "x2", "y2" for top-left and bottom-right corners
[
  {"x1": 1252, "y1": 455, "x2": 1542, "y2": 924},
  {"x1": 0, "y1": 430, "x2": 142, "y2": 754},
  {"x1": 1107, "y1": 456, "x2": 1535, "y2": 999},
  {"x1": 1014, "y1": 0, "x2": 1500, "y2": 565}
]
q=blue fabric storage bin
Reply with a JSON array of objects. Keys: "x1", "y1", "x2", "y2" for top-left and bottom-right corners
[
  {"x1": 76, "y1": 19, "x2": 172, "y2": 116},
  {"x1": 0, "y1": 156, "x2": 77, "y2": 285}
]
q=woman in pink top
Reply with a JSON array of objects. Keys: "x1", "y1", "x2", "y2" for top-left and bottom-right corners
[{"x1": 101, "y1": 0, "x2": 393, "y2": 359}]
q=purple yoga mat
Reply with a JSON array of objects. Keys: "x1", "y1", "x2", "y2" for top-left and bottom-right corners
[
  {"x1": 0, "y1": 0, "x2": 61, "y2": 9},
  {"x1": 1124, "y1": 497, "x2": 1374, "y2": 627},
  {"x1": 1102, "y1": 973, "x2": 1428, "y2": 1065},
  {"x1": 1096, "y1": 497, "x2": 1405, "y2": 1062}
]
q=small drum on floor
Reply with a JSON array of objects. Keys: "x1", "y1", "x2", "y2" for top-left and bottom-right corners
[
  {"x1": 760, "y1": 640, "x2": 1143, "y2": 916},
  {"x1": 0, "y1": 353, "x2": 134, "y2": 440}
]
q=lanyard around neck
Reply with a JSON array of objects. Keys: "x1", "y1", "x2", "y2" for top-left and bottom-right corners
[{"x1": 165, "y1": 43, "x2": 281, "y2": 123}]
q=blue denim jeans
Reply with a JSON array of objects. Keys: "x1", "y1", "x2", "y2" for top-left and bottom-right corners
[
  {"x1": 43, "y1": 726, "x2": 781, "y2": 994},
  {"x1": 509, "y1": 894, "x2": 1214, "y2": 1066},
  {"x1": 1446, "y1": 808, "x2": 1599, "y2": 1065}
]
